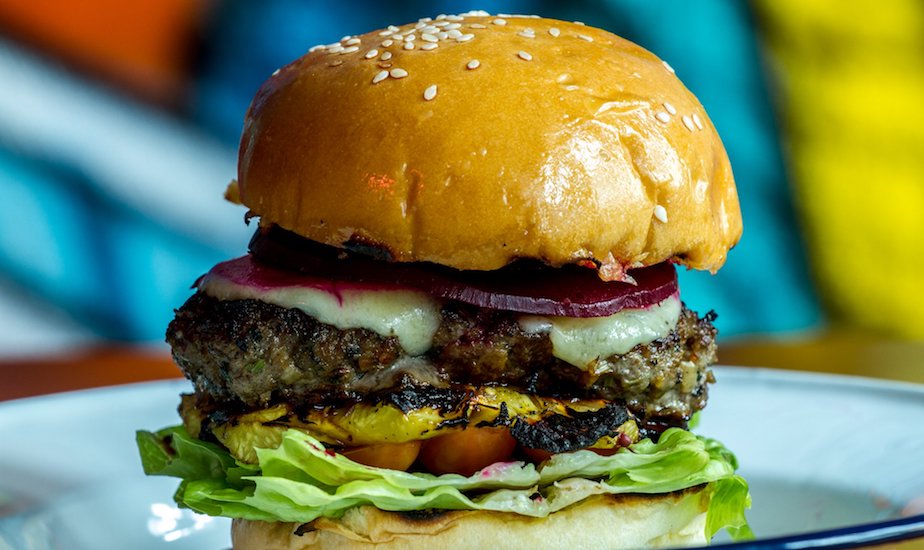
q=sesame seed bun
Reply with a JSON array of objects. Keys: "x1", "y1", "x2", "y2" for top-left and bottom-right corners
[
  {"x1": 235, "y1": 15, "x2": 741, "y2": 274},
  {"x1": 231, "y1": 489, "x2": 709, "y2": 550}
]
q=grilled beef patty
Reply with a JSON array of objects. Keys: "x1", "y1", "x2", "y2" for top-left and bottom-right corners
[{"x1": 168, "y1": 292, "x2": 717, "y2": 424}]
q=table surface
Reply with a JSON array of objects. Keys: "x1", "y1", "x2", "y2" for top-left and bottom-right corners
[{"x1": 1, "y1": 332, "x2": 922, "y2": 549}]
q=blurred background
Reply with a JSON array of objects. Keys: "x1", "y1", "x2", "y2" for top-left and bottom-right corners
[{"x1": 0, "y1": 0, "x2": 922, "y2": 363}]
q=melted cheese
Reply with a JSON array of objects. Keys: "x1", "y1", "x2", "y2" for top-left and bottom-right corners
[
  {"x1": 199, "y1": 276, "x2": 441, "y2": 355},
  {"x1": 518, "y1": 294, "x2": 681, "y2": 372},
  {"x1": 201, "y1": 273, "x2": 680, "y2": 365}
]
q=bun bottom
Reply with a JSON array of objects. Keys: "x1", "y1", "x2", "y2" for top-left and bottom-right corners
[{"x1": 231, "y1": 487, "x2": 709, "y2": 550}]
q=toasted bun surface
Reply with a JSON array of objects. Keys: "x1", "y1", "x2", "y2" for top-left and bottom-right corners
[
  {"x1": 237, "y1": 15, "x2": 741, "y2": 273},
  {"x1": 231, "y1": 489, "x2": 709, "y2": 550}
]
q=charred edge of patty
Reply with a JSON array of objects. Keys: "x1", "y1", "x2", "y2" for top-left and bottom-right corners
[{"x1": 167, "y1": 293, "x2": 716, "y2": 423}]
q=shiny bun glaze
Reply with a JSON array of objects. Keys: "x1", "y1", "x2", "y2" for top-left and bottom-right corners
[{"x1": 236, "y1": 14, "x2": 742, "y2": 274}]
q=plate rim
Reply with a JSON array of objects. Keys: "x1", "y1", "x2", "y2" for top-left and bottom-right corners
[
  {"x1": 709, "y1": 513, "x2": 924, "y2": 549},
  {"x1": 0, "y1": 377, "x2": 190, "y2": 411}
]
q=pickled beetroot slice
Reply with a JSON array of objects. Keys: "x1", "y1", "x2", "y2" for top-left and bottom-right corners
[
  {"x1": 429, "y1": 261, "x2": 677, "y2": 317},
  {"x1": 207, "y1": 250, "x2": 677, "y2": 318},
  {"x1": 227, "y1": 229, "x2": 681, "y2": 316}
]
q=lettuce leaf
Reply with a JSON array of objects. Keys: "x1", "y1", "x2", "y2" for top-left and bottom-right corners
[
  {"x1": 706, "y1": 475, "x2": 754, "y2": 540},
  {"x1": 137, "y1": 426, "x2": 751, "y2": 540}
]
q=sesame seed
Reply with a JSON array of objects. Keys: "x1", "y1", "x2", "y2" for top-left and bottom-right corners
[
  {"x1": 372, "y1": 70, "x2": 389, "y2": 84},
  {"x1": 340, "y1": 35, "x2": 352, "y2": 42},
  {"x1": 388, "y1": 25, "x2": 400, "y2": 32},
  {"x1": 493, "y1": 18, "x2": 507, "y2": 25},
  {"x1": 405, "y1": 34, "x2": 417, "y2": 41},
  {"x1": 578, "y1": 34, "x2": 593, "y2": 42},
  {"x1": 663, "y1": 102, "x2": 677, "y2": 115},
  {"x1": 421, "y1": 33, "x2": 438, "y2": 42},
  {"x1": 382, "y1": 39, "x2": 394, "y2": 47},
  {"x1": 437, "y1": 31, "x2": 449, "y2": 40},
  {"x1": 447, "y1": 29, "x2": 463, "y2": 38},
  {"x1": 467, "y1": 59, "x2": 481, "y2": 69},
  {"x1": 663, "y1": 60, "x2": 675, "y2": 73},
  {"x1": 379, "y1": 30, "x2": 393, "y2": 36},
  {"x1": 518, "y1": 50, "x2": 533, "y2": 61},
  {"x1": 421, "y1": 42, "x2": 439, "y2": 51},
  {"x1": 518, "y1": 30, "x2": 536, "y2": 38},
  {"x1": 423, "y1": 84, "x2": 438, "y2": 101},
  {"x1": 415, "y1": 22, "x2": 426, "y2": 29},
  {"x1": 381, "y1": 51, "x2": 393, "y2": 60},
  {"x1": 390, "y1": 68, "x2": 408, "y2": 78},
  {"x1": 681, "y1": 115, "x2": 695, "y2": 131},
  {"x1": 655, "y1": 112, "x2": 670, "y2": 123},
  {"x1": 446, "y1": 14, "x2": 464, "y2": 21},
  {"x1": 345, "y1": 37, "x2": 361, "y2": 46},
  {"x1": 309, "y1": 45, "x2": 325, "y2": 52},
  {"x1": 341, "y1": 45, "x2": 360, "y2": 54},
  {"x1": 446, "y1": 23, "x2": 462, "y2": 30},
  {"x1": 692, "y1": 113, "x2": 704, "y2": 130},
  {"x1": 421, "y1": 25, "x2": 439, "y2": 34},
  {"x1": 432, "y1": 21, "x2": 449, "y2": 28},
  {"x1": 403, "y1": 42, "x2": 414, "y2": 50},
  {"x1": 653, "y1": 205, "x2": 668, "y2": 224},
  {"x1": 325, "y1": 42, "x2": 340, "y2": 49},
  {"x1": 271, "y1": 68, "x2": 280, "y2": 76},
  {"x1": 419, "y1": 17, "x2": 432, "y2": 23},
  {"x1": 435, "y1": 14, "x2": 447, "y2": 20},
  {"x1": 470, "y1": 23, "x2": 487, "y2": 29},
  {"x1": 327, "y1": 44, "x2": 344, "y2": 53},
  {"x1": 329, "y1": 59, "x2": 343, "y2": 67},
  {"x1": 364, "y1": 49, "x2": 379, "y2": 59},
  {"x1": 457, "y1": 33, "x2": 474, "y2": 42},
  {"x1": 549, "y1": 27, "x2": 560, "y2": 37},
  {"x1": 574, "y1": 20, "x2": 585, "y2": 25}
]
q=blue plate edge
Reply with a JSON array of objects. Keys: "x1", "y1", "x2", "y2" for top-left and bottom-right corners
[{"x1": 708, "y1": 512, "x2": 924, "y2": 549}]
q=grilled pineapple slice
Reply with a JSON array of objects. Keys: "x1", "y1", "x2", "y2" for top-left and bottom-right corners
[{"x1": 183, "y1": 387, "x2": 639, "y2": 464}]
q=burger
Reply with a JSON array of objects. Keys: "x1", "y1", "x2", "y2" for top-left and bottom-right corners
[{"x1": 138, "y1": 11, "x2": 751, "y2": 549}]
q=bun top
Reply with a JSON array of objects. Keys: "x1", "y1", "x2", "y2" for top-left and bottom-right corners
[{"x1": 235, "y1": 12, "x2": 742, "y2": 276}]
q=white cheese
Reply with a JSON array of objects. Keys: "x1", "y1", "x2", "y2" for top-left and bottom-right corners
[
  {"x1": 518, "y1": 294, "x2": 681, "y2": 372},
  {"x1": 199, "y1": 276, "x2": 441, "y2": 356},
  {"x1": 201, "y1": 271, "x2": 680, "y2": 368}
]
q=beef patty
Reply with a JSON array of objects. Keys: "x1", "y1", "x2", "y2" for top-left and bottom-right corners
[{"x1": 168, "y1": 292, "x2": 717, "y2": 424}]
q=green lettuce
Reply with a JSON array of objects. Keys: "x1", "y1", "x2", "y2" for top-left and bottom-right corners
[{"x1": 137, "y1": 426, "x2": 751, "y2": 541}]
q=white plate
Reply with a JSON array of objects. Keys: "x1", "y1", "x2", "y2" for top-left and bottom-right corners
[{"x1": 1, "y1": 367, "x2": 923, "y2": 549}]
